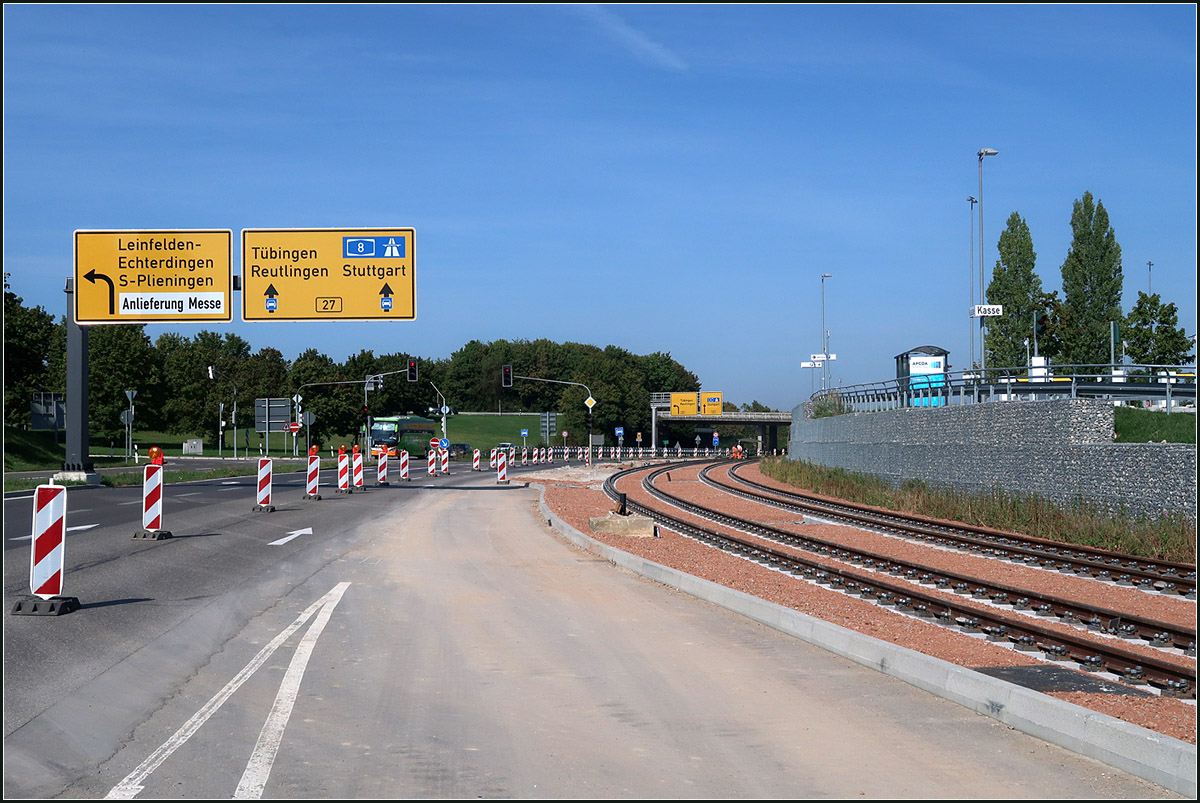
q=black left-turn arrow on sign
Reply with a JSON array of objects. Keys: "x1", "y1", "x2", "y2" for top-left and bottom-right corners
[{"x1": 84, "y1": 269, "x2": 116, "y2": 315}]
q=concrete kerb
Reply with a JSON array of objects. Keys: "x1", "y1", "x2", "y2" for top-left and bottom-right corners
[{"x1": 531, "y1": 482, "x2": 1196, "y2": 797}]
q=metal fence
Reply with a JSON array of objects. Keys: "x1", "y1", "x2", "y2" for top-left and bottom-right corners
[{"x1": 810, "y1": 364, "x2": 1197, "y2": 414}]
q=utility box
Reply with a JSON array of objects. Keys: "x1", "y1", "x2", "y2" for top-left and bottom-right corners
[
  {"x1": 183, "y1": 438, "x2": 203, "y2": 455},
  {"x1": 896, "y1": 345, "x2": 950, "y2": 407}
]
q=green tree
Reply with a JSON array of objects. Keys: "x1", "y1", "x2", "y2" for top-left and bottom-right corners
[
  {"x1": 1058, "y1": 191, "x2": 1123, "y2": 366},
  {"x1": 1124, "y1": 292, "x2": 1194, "y2": 366},
  {"x1": 984, "y1": 212, "x2": 1042, "y2": 369},
  {"x1": 3, "y1": 275, "x2": 61, "y2": 426},
  {"x1": 89, "y1": 324, "x2": 160, "y2": 441}
]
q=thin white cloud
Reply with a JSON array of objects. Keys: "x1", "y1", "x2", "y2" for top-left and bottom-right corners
[{"x1": 573, "y1": 5, "x2": 687, "y2": 72}]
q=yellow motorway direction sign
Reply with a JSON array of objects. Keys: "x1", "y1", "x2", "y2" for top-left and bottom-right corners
[
  {"x1": 241, "y1": 228, "x2": 415, "y2": 322},
  {"x1": 74, "y1": 230, "x2": 233, "y2": 324},
  {"x1": 701, "y1": 392, "x2": 723, "y2": 415},
  {"x1": 670, "y1": 392, "x2": 697, "y2": 416}
]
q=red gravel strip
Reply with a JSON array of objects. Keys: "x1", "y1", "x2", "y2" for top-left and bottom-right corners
[{"x1": 532, "y1": 462, "x2": 1197, "y2": 745}]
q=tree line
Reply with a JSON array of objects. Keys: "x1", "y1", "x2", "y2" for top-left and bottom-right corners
[
  {"x1": 983, "y1": 190, "x2": 1193, "y2": 371},
  {"x1": 4, "y1": 280, "x2": 783, "y2": 447}
]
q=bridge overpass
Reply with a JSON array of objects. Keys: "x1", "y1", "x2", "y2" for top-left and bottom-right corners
[{"x1": 649, "y1": 393, "x2": 790, "y2": 451}]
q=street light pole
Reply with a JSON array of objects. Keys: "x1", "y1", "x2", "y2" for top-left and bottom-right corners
[
  {"x1": 1147, "y1": 260, "x2": 1153, "y2": 295},
  {"x1": 967, "y1": 196, "x2": 977, "y2": 368},
  {"x1": 977, "y1": 147, "x2": 998, "y2": 372},
  {"x1": 820, "y1": 273, "x2": 832, "y2": 391}
]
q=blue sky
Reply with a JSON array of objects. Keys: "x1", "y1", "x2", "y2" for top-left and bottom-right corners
[{"x1": 4, "y1": 4, "x2": 1196, "y2": 412}]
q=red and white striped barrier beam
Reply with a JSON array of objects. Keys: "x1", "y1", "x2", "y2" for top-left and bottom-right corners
[
  {"x1": 440, "y1": 448, "x2": 449, "y2": 474},
  {"x1": 497, "y1": 448, "x2": 508, "y2": 483},
  {"x1": 521, "y1": 448, "x2": 528, "y2": 466},
  {"x1": 255, "y1": 458, "x2": 275, "y2": 512},
  {"x1": 135, "y1": 464, "x2": 173, "y2": 539},
  {"x1": 338, "y1": 453, "x2": 352, "y2": 493},
  {"x1": 427, "y1": 450, "x2": 436, "y2": 476},
  {"x1": 473, "y1": 449, "x2": 481, "y2": 471},
  {"x1": 490, "y1": 448, "x2": 497, "y2": 468},
  {"x1": 305, "y1": 455, "x2": 321, "y2": 499},
  {"x1": 12, "y1": 483, "x2": 82, "y2": 615},
  {"x1": 377, "y1": 452, "x2": 389, "y2": 486},
  {"x1": 30, "y1": 484, "x2": 66, "y2": 599},
  {"x1": 399, "y1": 450, "x2": 410, "y2": 481},
  {"x1": 352, "y1": 451, "x2": 365, "y2": 490}
]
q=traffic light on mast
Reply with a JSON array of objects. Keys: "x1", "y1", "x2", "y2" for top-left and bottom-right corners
[
  {"x1": 407, "y1": 359, "x2": 419, "y2": 382},
  {"x1": 502, "y1": 365, "x2": 513, "y2": 388}
]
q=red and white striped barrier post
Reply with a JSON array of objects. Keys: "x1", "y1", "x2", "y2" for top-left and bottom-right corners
[
  {"x1": 377, "y1": 452, "x2": 389, "y2": 486},
  {"x1": 13, "y1": 484, "x2": 81, "y2": 615},
  {"x1": 585, "y1": 446, "x2": 591, "y2": 467},
  {"x1": 497, "y1": 448, "x2": 508, "y2": 484},
  {"x1": 427, "y1": 450, "x2": 436, "y2": 476},
  {"x1": 352, "y1": 451, "x2": 365, "y2": 490},
  {"x1": 521, "y1": 448, "x2": 528, "y2": 466},
  {"x1": 304, "y1": 454, "x2": 322, "y2": 500},
  {"x1": 546, "y1": 446, "x2": 553, "y2": 464},
  {"x1": 135, "y1": 464, "x2": 173, "y2": 539},
  {"x1": 399, "y1": 450, "x2": 410, "y2": 481},
  {"x1": 255, "y1": 458, "x2": 275, "y2": 512},
  {"x1": 337, "y1": 453, "x2": 352, "y2": 493},
  {"x1": 532, "y1": 447, "x2": 539, "y2": 465},
  {"x1": 440, "y1": 448, "x2": 449, "y2": 474},
  {"x1": 490, "y1": 448, "x2": 497, "y2": 469},
  {"x1": 30, "y1": 484, "x2": 66, "y2": 598},
  {"x1": 473, "y1": 449, "x2": 481, "y2": 471}
]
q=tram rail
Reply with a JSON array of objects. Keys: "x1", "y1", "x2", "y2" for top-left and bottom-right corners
[{"x1": 603, "y1": 460, "x2": 1196, "y2": 698}]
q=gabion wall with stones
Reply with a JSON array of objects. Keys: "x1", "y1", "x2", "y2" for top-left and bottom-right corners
[{"x1": 788, "y1": 398, "x2": 1197, "y2": 520}]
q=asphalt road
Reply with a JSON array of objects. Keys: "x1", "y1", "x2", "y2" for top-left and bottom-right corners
[{"x1": 3, "y1": 464, "x2": 1179, "y2": 798}]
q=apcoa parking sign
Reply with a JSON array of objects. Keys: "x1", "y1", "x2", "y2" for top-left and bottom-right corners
[{"x1": 241, "y1": 228, "x2": 415, "y2": 322}]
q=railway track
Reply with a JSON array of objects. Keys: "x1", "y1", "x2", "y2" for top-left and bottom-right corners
[
  {"x1": 714, "y1": 461, "x2": 1197, "y2": 599},
  {"x1": 604, "y1": 460, "x2": 1196, "y2": 699}
]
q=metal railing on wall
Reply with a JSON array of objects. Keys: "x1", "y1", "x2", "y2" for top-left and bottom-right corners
[{"x1": 809, "y1": 364, "x2": 1197, "y2": 415}]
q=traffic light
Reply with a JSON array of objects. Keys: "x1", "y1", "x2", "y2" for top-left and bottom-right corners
[
  {"x1": 585, "y1": 410, "x2": 592, "y2": 429},
  {"x1": 502, "y1": 365, "x2": 513, "y2": 388},
  {"x1": 1035, "y1": 315, "x2": 1048, "y2": 339},
  {"x1": 407, "y1": 359, "x2": 418, "y2": 382},
  {"x1": 362, "y1": 405, "x2": 369, "y2": 415}
]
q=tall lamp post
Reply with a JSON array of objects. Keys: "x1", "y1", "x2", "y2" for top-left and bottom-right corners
[
  {"x1": 820, "y1": 273, "x2": 832, "y2": 391},
  {"x1": 967, "y1": 196, "x2": 977, "y2": 368},
  {"x1": 977, "y1": 147, "x2": 999, "y2": 372},
  {"x1": 1147, "y1": 260, "x2": 1153, "y2": 295}
]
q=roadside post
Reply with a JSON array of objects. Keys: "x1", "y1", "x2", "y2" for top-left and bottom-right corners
[
  {"x1": 304, "y1": 454, "x2": 322, "y2": 500},
  {"x1": 352, "y1": 446, "x2": 365, "y2": 491},
  {"x1": 12, "y1": 484, "x2": 81, "y2": 616},
  {"x1": 377, "y1": 451, "x2": 389, "y2": 486},
  {"x1": 135, "y1": 464, "x2": 173, "y2": 539},
  {"x1": 254, "y1": 458, "x2": 275, "y2": 512}
]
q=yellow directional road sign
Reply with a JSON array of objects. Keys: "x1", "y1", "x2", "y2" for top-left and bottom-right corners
[
  {"x1": 241, "y1": 228, "x2": 415, "y2": 322},
  {"x1": 74, "y1": 230, "x2": 233, "y2": 324}
]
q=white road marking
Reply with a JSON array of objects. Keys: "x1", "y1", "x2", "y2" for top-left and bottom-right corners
[
  {"x1": 234, "y1": 582, "x2": 350, "y2": 798},
  {"x1": 9, "y1": 524, "x2": 99, "y2": 542},
  {"x1": 105, "y1": 582, "x2": 351, "y2": 800},
  {"x1": 268, "y1": 527, "x2": 313, "y2": 546}
]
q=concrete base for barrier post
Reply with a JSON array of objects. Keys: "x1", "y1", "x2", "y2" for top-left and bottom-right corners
[
  {"x1": 133, "y1": 529, "x2": 173, "y2": 540},
  {"x1": 11, "y1": 596, "x2": 82, "y2": 616}
]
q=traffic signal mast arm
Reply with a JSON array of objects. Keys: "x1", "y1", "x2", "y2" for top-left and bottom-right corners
[{"x1": 506, "y1": 372, "x2": 593, "y2": 404}]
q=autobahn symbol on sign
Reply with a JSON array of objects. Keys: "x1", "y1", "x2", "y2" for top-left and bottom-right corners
[{"x1": 241, "y1": 228, "x2": 415, "y2": 322}]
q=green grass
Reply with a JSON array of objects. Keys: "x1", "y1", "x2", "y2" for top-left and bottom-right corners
[
  {"x1": 1113, "y1": 406, "x2": 1196, "y2": 443},
  {"x1": 759, "y1": 457, "x2": 1196, "y2": 564}
]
